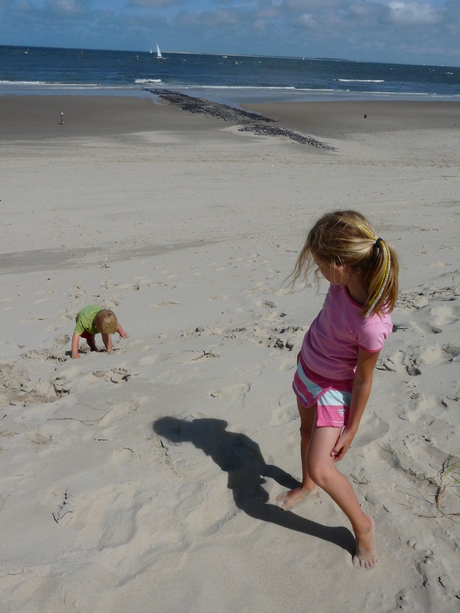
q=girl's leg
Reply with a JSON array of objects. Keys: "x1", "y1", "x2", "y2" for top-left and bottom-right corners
[
  {"x1": 101, "y1": 333, "x2": 113, "y2": 354},
  {"x1": 276, "y1": 400, "x2": 319, "y2": 510},
  {"x1": 307, "y1": 423, "x2": 377, "y2": 568}
]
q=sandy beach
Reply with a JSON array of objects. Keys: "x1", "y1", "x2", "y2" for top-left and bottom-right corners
[{"x1": 1, "y1": 94, "x2": 460, "y2": 612}]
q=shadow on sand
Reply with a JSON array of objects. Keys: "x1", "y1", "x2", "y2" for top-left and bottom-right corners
[{"x1": 153, "y1": 416, "x2": 355, "y2": 556}]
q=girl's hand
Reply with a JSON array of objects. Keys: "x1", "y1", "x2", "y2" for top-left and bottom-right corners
[{"x1": 331, "y1": 428, "x2": 356, "y2": 462}]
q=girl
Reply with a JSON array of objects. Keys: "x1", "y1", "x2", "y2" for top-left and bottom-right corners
[{"x1": 276, "y1": 210, "x2": 399, "y2": 569}]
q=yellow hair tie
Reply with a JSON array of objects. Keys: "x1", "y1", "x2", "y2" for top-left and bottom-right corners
[{"x1": 358, "y1": 223, "x2": 377, "y2": 241}]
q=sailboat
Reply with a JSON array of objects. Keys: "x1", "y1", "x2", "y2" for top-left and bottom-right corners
[{"x1": 156, "y1": 44, "x2": 163, "y2": 59}]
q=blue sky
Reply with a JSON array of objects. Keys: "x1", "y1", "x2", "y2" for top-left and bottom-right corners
[{"x1": 1, "y1": 0, "x2": 459, "y2": 66}]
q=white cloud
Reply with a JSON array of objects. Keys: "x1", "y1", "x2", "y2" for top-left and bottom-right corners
[
  {"x1": 388, "y1": 1, "x2": 440, "y2": 24},
  {"x1": 299, "y1": 12, "x2": 315, "y2": 25},
  {"x1": 45, "y1": 0, "x2": 88, "y2": 15}
]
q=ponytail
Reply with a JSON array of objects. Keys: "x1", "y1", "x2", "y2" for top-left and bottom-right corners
[{"x1": 358, "y1": 224, "x2": 399, "y2": 317}]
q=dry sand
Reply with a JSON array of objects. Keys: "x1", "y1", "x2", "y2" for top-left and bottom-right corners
[{"x1": 0, "y1": 95, "x2": 460, "y2": 612}]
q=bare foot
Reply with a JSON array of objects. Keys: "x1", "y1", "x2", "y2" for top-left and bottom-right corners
[
  {"x1": 275, "y1": 486, "x2": 319, "y2": 510},
  {"x1": 353, "y1": 516, "x2": 377, "y2": 569}
]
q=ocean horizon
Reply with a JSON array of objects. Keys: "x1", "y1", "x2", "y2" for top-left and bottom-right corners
[{"x1": 1, "y1": 44, "x2": 460, "y2": 104}]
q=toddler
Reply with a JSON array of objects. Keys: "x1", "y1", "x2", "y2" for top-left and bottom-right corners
[{"x1": 71, "y1": 305, "x2": 128, "y2": 359}]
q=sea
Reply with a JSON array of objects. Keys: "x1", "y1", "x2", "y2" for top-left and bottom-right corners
[{"x1": 1, "y1": 44, "x2": 460, "y2": 105}]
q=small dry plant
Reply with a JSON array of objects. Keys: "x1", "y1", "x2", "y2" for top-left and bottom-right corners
[{"x1": 429, "y1": 455, "x2": 460, "y2": 509}]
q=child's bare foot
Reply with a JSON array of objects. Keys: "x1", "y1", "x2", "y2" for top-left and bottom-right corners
[
  {"x1": 353, "y1": 516, "x2": 377, "y2": 569},
  {"x1": 275, "y1": 486, "x2": 319, "y2": 510}
]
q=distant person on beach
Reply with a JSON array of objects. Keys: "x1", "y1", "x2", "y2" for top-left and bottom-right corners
[
  {"x1": 276, "y1": 211, "x2": 399, "y2": 569},
  {"x1": 71, "y1": 305, "x2": 129, "y2": 359}
]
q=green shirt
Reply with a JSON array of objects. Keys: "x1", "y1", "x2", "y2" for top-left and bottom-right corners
[{"x1": 74, "y1": 305, "x2": 102, "y2": 336}]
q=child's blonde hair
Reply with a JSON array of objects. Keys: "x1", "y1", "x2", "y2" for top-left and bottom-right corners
[
  {"x1": 291, "y1": 210, "x2": 399, "y2": 317},
  {"x1": 94, "y1": 309, "x2": 118, "y2": 334}
]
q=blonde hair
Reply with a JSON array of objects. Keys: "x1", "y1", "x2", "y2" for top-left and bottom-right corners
[
  {"x1": 291, "y1": 210, "x2": 399, "y2": 317},
  {"x1": 94, "y1": 309, "x2": 118, "y2": 334}
]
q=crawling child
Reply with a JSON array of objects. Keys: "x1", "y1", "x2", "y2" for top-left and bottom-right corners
[{"x1": 71, "y1": 305, "x2": 129, "y2": 359}]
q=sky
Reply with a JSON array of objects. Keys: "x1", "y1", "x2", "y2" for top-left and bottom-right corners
[{"x1": 1, "y1": 0, "x2": 459, "y2": 66}]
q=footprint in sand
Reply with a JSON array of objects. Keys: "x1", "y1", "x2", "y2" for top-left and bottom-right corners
[
  {"x1": 397, "y1": 290, "x2": 430, "y2": 311},
  {"x1": 27, "y1": 430, "x2": 53, "y2": 445},
  {"x1": 431, "y1": 305, "x2": 457, "y2": 326},
  {"x1": 379, "y1": 350, "x2": 421, "y2": 376},
  {"x1": 2, "y1": 368, "x2": 63, "y2": 406},
  {"x1": 52, "y1": 376, "x2": 72, "y2": 396},
  {"x1": 415, "y1": 553, "x2": 460, "y2": 606},
  {"x1": 139, "y1": 354, "x2": 159, "y2": 365},
  {"x1": 153, "y1": 301, "x2": 179, "y2": 307},
  {"x1": 418, "y1": 343, "x2": 454, "y2": 366},
  {"x1": 401, "y1": 391, "x2": 444, "y2": 424},
  {"x1": 74, "y1": 483, "x2": 141, "y2": 549},
  {"x1": 21, "y1": 348, "x2": 67, "y2": 364},
  {"x1": 92, "y1": 367, "x2": 132, "y2": 384},
  {"x1": 279, "y1": 356, "x2": 297, "y2": 372},
  {"x1": 183, "y1": 350, "x2": 220, "y2": 364},
  {"x1": 443, "y1": 344, "x2": 460, "y2": 361},
  {"x1": 111, "y1": 447, "x2": 134, "y2": 464},
  {"x1": 383, "y1": 433, "x2": 448, "y2": 480},
  {"x1": 354, "y1": 412, "x2": 389, "y2": 448},
  {"x1": 209, "y1": 383, "x2": 251, "y2": 398},
  {"x1": 270, "y1": 402, "x2": 298, "y2": 426},
  {"x1": 98, "y1": 400, "x2": 139, "y2": 427},
  {"x1": 54, "y1": 334, "x2": 70, "y2": 346},
  {"x1": 408, "y1": 321, "x2": 442, "y2": 335},
  {"x1": 246, "y1": 285, "x2": 270, "y2": 294},
  {"x1": 207, "y1": 295, "x2": 229, "y2": 301}
]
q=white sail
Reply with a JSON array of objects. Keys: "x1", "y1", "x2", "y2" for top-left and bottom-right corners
[{"x1": 156, "y1": 44, "x2": 163, "y2": 59}]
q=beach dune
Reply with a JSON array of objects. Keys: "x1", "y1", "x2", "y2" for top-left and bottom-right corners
[{"x1": 0, "y1": 95, "x2": 459, "y2": 612}]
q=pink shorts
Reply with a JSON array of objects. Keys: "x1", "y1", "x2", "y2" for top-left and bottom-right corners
[{"x1": 293, "y1": 358, "x2": 353, "y2": 428}]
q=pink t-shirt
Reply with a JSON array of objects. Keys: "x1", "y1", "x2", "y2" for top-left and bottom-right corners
[{"x1": 300, "y1": 284, "x2": 392, "y2": 381}]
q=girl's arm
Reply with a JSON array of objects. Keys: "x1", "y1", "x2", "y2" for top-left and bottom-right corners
[{"x1": 331, "y1": 348, "x2": 380, "y2": 461}]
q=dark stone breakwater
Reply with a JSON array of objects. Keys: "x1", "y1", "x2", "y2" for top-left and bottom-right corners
[{"x1": 146, "y1": 89, "x2": 336, "y2": 151}]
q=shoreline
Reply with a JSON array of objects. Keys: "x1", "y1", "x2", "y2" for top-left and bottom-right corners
[
  {"x1": 244, "y1": 99, "x2": 460, "y2": 138},
  {"x1": 1, "y1": 94, "x2": 460, "y2": 142},
  {"x1": 2, "y1": 82, "x2": 460, "y2": 105}
]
